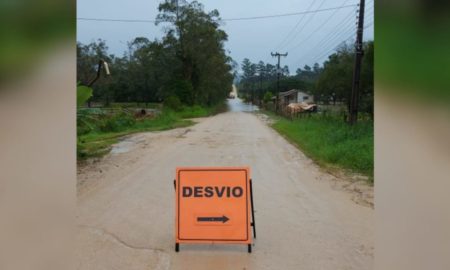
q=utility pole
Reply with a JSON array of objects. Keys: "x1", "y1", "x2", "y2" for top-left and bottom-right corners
[
  {"x1": 271, "y1": 52, "x2": 288, "y2": 113},
  {"x1": 259, "y1": 72, "x2": 263, "y2": 105},
  {"x1": 251, "y1": 76, "x2": 255, "y2": 104},
  {"x1": 349, "y1": 0, "x2": 365, "y2": 125}
]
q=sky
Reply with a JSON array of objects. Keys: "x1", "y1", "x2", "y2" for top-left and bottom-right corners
[{"x1": 77, "y1": 0, "x2": 374, "y2": 73}]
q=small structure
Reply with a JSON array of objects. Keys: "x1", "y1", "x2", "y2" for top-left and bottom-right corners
[
  {"x1": 297, "y1": 91, "x2": 314, "y2": 103},
  {"x1": 278, "y1": 89, "x2": 299, "y2": 107},
  {"x1": 278, "y1": 89, "x2": 314, "y2": 107}
]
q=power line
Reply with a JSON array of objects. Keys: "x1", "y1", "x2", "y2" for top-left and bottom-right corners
[
  {"x1": 280, "y1": 0, "x2": 325, "y2": 51},
  {"x1": 284, "y1": 1, "x2": 362, "y2": 66},
  {"x1": 365, "y1": 9, "x2": 375, "y2": 20},
  {"x1": 296, "y1": 3, "x2": 374, "y2": 67},
  {"x1": 217, "y1": 4, "x2": 358, "y2": 21},
  {"x1": 309, "y1": 16, "x2": 356, "y2": 54},
  {"x1": 364, "y1": 21, "x2": 374, "y2": 29},
  {"x1": 310, "y1": 30, "x2": 355, "y2": 64},
  {"x1": 365, "y1": 0, "x2": 374, "y2": 10},
  {"x1": 307, "y1": 21, "x2": 369, "y2": 64},
  {"x1": 304, "y1": 26, "x2": 355, "y2": 66},
  {"x1": 287, "y1": 0, "x2": 353, "y2": 52},
  {"x1": 77, "y1": 4, "x2": 358, "y2": 24},
  {"x1": 309, "y1": 22, "x2": 373, "y2": 65},
  {"x1": 297, "y1": 15, "x2": 356, "y2": 65},
  {"x1": 296, "y1": 6, "x2": 356, "y2": 62},
  {"x1": 273, "y1": 0, "x2": 317, "y2": 51},
  {"x1": 365, "y1": 16, "x2": 374, "y2": 26},
  {"x1": 275, "y1": 0, "x2": 327, "y2": 51},
  {"x1": 311, "y1": 25, "x2": 366, "y2": 63}
]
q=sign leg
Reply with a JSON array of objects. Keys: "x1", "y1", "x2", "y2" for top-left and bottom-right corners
[
  {"x1": 250, "y1": 179, "x2": 256, "y2": 239},
  {"x1": 175, "y1": 243, "x2": 179, "y2": 252},
  {"x1": 248, "y1": 244, "x2": 252, "y2": 253}
]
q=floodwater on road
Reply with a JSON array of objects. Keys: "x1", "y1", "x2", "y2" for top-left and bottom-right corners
[{"x1": 227, "y1": 98, "x2": 259, "y2": 112}]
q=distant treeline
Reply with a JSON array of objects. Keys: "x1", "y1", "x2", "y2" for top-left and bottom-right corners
[
  {"x1": 238, "y1": 41, "x2": 374, "y2": 117},
  {"x1": 77, "y1": 0, "x2": 234, "y2": 108}
]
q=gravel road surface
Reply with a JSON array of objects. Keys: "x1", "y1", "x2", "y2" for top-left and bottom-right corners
[{"x1": 77, "y1": 98, "x2": 373, "y2": 270}]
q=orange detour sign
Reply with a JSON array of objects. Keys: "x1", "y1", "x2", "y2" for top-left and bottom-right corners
[{"x1": 174, "y1": 167, "x2": 256, "y2": 253}]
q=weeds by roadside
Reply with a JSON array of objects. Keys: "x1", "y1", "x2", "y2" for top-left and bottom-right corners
[
  {"x1": 77, "y1": 103, "x2": 226, "y2": 160},
  {"x1": 261, "y1": 110, "x2": 374, "y2": 182},
  {"x1": 176, "y1": 103, "x2": 228, "y2": 118}
]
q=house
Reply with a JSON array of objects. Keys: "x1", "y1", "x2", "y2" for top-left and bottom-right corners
[
  {"x1": 297, "y1": 91, "x2": 314, "y2": 103},
  {"x1": 277, "y1": 89, "x2": 314, "y2": 106},
  {"x1": 278, "y1": 89, "x2": 298, "y2": 106}
]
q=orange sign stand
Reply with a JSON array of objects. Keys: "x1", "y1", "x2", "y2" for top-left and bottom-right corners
[{"x1": 174, "y1": 167, "x2": 256, "y2": 253}]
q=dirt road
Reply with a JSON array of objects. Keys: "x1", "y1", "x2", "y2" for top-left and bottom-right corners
[{"x1": 77, "y1": 99, "x2": 373, "y2": 270}]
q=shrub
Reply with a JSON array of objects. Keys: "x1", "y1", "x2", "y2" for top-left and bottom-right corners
[
  {"x1": 263, "y1": 91, "x2": 273, "y2": 103},
  {"x1": 99, "y1": 113, "x2": 135, "y2": 132},
  {"x1": 164, "y1": 95, "x2": 182, "y2": 111}
]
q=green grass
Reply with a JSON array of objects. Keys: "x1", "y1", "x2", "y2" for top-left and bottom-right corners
[
  {"x1": 264, "y1": 111, "x2": 373, "y2": 182},
  {"x1": 176, "y1": 103, "x2": 228, "y2": 118},
  {"x1": 77, "y1": 104, "x2": 227, "y2": 160},
  {"x1": 77, "y1": 110, "x2": 193, "y2": 159},
  {"x1": 107, "y1": 102, "x2": 162, "y2": 109}
]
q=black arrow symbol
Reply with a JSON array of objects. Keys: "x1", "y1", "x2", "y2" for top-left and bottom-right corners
[{"x1": 197, "y1": 215, "x2": 229, "y2": 223}]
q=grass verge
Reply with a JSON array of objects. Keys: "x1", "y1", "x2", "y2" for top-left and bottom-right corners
[
  {"x1": 176, "y1": 103, "x2": 228, "y2": 118},
  {"x1": 77, "y1": 104, "x2": 226, "y2": 160},
  {"x1": 262, "y1": 111, "x2": 373, "y2": 182}
]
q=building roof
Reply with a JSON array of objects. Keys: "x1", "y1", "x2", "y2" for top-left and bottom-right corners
[{"x1": 278, "y1": 89, "x2": 298, "y2": 97}]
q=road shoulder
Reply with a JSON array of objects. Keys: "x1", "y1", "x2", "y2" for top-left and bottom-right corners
[{"x1": 255, "y1": 111, "x2": 374, "y2": 208}]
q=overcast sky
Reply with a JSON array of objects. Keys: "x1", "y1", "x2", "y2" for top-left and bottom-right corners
[{"x1": 77, "y1": 0, "x2": 374, "y2": 73}]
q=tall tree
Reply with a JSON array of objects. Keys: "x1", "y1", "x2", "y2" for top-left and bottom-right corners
[
  {"x1": 156, "y1": 0, "x2": 233, "y2": 105},
  {"x1": 77, "y1": 1, "x2": 234, "y2": 108},
  {"x1": 315, "y1": 41, "x2": 373, "y2": 116}
]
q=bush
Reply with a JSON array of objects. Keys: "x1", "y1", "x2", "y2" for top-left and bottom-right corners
[
  {"x1": 173, "y1": 80, "x2": 194, "y2": 105},
  {"x1": 99, "y1": 113, "x2": 135, "y2": 132},
  {"x1": 176, "y1": 102, "x2": 228, "y2": 118},
  {"x1": 263, "y1": 91, "x2": 273, "y2": 103},
  {"x1": 77, "y1": 108, "x2": 104, "y2": 135},
  {"x1": 164, "y1": 95, "x2": 182, "y2": 111},
  {"x1": 177, "y1": 105, "x2": 207, "y2": 118}
]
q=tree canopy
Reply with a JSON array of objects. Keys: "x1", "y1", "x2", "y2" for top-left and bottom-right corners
[
  {"x1": 316, "y1": 41, "x2": 374, "y2": 115},
  {"x1": 77, "y1": 0, "x2": 233, "y2": 107},
  {"x1": 237, "y1": 41, "x2": 374, "y2": 117}
]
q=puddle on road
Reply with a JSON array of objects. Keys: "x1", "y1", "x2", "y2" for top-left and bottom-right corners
[
  {"x1": 111, "y1": 136, "x2": 145, "y2": 154},
  {"x1": 111, "y1": 140, "x2": 135, "y2": 154}
]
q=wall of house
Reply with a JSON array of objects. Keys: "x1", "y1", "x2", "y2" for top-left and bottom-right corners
[{"x1": 297, "y1": 91, "x2": 314, "y2": 103}]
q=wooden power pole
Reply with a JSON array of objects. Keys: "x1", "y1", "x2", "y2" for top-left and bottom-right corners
[
  {"x1": 271, "y1": 52, "x2": 288, "y2": 113},
  {"x1": 349, "y1": 0, "x2": 366, "y2": 125}
]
